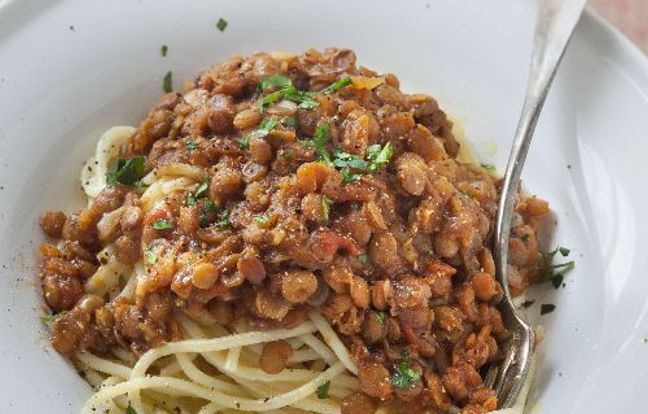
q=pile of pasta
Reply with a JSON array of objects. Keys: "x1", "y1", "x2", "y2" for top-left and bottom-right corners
[
  {"x1": 79, "y1": 311, "x2": 360, "y2": 414},
  {"x1": 72, "y1": 127, "x2": 534, "y2": 414}
]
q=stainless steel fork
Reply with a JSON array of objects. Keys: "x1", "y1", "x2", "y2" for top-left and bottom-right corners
[{"x1": 492, "y1": 0, "x2": 588, "y2": 408}]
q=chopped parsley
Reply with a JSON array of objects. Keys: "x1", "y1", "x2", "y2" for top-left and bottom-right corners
[
  {"x1": 258, "y1": 77, "x2": 352, "y2": 111},
  {"x1": 214, "y1": 209, "x2": 230, "y2": 228},
  {"x1": 126, "y1": 403, "x2": 138, "y2": 414},
  {"x1": 303, "y1": 122, "x2": 332, "y2": 163},
  {"x1": 254, "y1": 214, "x2": 270, "y2": 225},
  {"x1": 40, "y1": 311, "x2": 67, "y2": 324},
  {"x1": 216, "y1": 18, "x2": 228, "y2": 32},
  {"x1": 259, "y1": 75, "x2": 293, "y2": 92},
  {"x1": 332, "y1": 150, "x2": 369, "y2": 170},
  {"x1": 318, "y1": 76, "x2": 352, "y2": 94},
  {"x1": 260, "y1": 86, "x2": 318, "y2": 109},
  {"x1": 251, "y1": 118, "x2": 280, "y2": 139},
  {"x1": 321, "y1": 195, "x2": 332, "y2": 221},
  {"x1": 390, "y1": 351, "x2": 421, "y2": 389},
  {"x1": 331, "y1": 142, "x2": 393, "y2": 183},
  {"x1": 198, "y1": 200, "x2": 220, "y2": 228},
  {"x1": 281, "y1": 116, "x2": 298, "y2": 129},
  {"x1": 366, "y1": 142, "x2": 393, "y2": 172},
  {"x1": 163, "y1": 71, "x2": 173, "y2": 93},
  {"x1": 151, "y1": 219, "x2": 173, "y2": 231},
  {"x1": 203, "y1": 199, "x2": 217, "y2": 213},
  {"x1": 520, "y1": 233, "x2": 530, "y2": 242},
  {"x1": 240, "y1": 118, "x2": 281, "y2": 148},
  {"x1": 375, "y1": 311, "x2": 386, "y2": 324},
  {"x1": 282, "y1": 148, "x2": 294, "y2": 161},
  {"x1": 544, "y1": 245, "x2": 572, "y2": 259},
  {"x1": 340, "y1": 168, "x2": 362, "y2": 183},
  {"x1": 106, "y1": 156, "x2": 146, "y2": 187},
  {"x1": 481, "y1": 163, "x2": 496, "y2": 172},
  {"x1": 238, "y1": 135, "x2": 250, "y2": 149},
  {"x1": 195, "y1": 177, "x2": 210, "y2": 198},
  {"x1": 185, "y1": 140, "x2": 199, "y2": 152},
  {"x1": 537, "y1": 246, "x2": 575, "y2": 289},
  {"x1": 357, "y1": 253, "x2": 369, "y2": 264},
  {"x1": 40, "y1": 314, "x2": 57, "y2": 324},
  {"x1": 540, "y1": 304, "x2": 556, "y2": 315},
  {"x1": 316, "y1": 381, "x2": 330, "y2": 399},
  {"x1": 188, "y1": 177, "x2": 215, "y2": 220},
  {"x1": 160, "y1": 44, "x2": 168, "y2": 57},
  {"x1": 144, "y1": 250, "x2": 157, "y2": 265},
  {"x1": 521, "y1": 300, "x2": 535, "y2": 309}
]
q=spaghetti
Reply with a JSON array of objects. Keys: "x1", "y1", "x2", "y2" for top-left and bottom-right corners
[
  {"x1": 37, "y1": 49, "x2": 551, "y2": 414},
  {"x1": 76, "y1": 127, "x2": 358, "y2": 413}
]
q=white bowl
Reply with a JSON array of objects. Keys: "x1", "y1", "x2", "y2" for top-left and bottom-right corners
[{"x1": 1, "y1": 0, "x2": 647, "y2": 412}]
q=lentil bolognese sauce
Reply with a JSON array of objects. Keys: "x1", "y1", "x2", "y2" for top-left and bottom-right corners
[{"x1": 38, "y1": 48, "x2": 551, "y2": 414}]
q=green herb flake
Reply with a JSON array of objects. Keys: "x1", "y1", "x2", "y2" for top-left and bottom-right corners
[
  {"x1": 316, "y1": 381, "x2": 330, "y2": 399},
  {"x1": 303, "y1": 122, "x2": 332, "y2": 163},
  {"x1": 521, "y1": 300, "x2": 535, "y2": 309},
  {"x1": 537, "y1": 260, "x2": 575, "y2": 289},
  {"x1": 151, "y1": 219, "x2": 173, "y2": 231},
  {"x1": 260, "y1": 88, "x2": 288, "y2": 108},
  {"x1": 163, "y1": 71, "x2": 173, "y2": 93},
  {"x1": 332, "y1": 143, "x2": 394, "y2": 182},
  {"x1": 106, "y1": 156, "x2": 146, "y2": 187},
  {"x1": 520, "y1": 234, "x2": 530, "y2": 242},
  {"x1": 358, "y1": 253, "x2": 369, "y2": 264},
  {"x1": 40, "y1": 311, "x2": 67, "y2": 324},
  {"x1": 322, "y1": 195, "x2": 332, "y2": 221},
  {"x1": 254, "y1": 214, "x2": 270, "y2": 225},
  {"x1": 214, "y1": 209, "x2": 230, "y2": 229},
  {"x1": 136, "y1": 181, "x2": 150, "y2": 190},
  {"x1": 216, "y1": 17, "x2": 228, "y2": 32},
  {"x1": 203, "y1": 199, "x2": 217, "y2": 213},
  {"x1": 551, "y1": 273, "x2": 565, "y2": 289},
  {"x1": 186, "y1": 196, "x2": 197, "y2": 206},
  {"x1": 481, "y1": 163, "x2": 496, "y2": 172},
  {"x1": 160, "y1": 45, "x2": 168, "y2": 57},
  {"x1": 543, "y1": 246, "x2": 572, "y2": 261},
  {"x1": 390, "y1": 351, "x2": 421, "y2": 389},
  {"x1": 281, "y1": 116, "x2": 299, "y2": 129},
  {"x1": 260, "y1": 86, "x2": 318, "y2": 110},
  {"x1": 282, "y1": 148, "x2": 294, "y2": 161},
  {"x1": 185, "y1": 140, "x2": 199, "y2": 152},
  {"x1": 258, "y1": 76, "x2": 352, "y2": 112},
  {"x1": 375, "y1": 311, "x2": 386, "y2": 324},
  {"x1": 319, "y1": 76, "x2": 352, "y2": 94},
  {"x1": 144, "y1": 250, "x2": 157, "y2": 265},
  {"x1": 195, "y1": 177, "x2": 210, "y2": 199},
  {"x1": 540, "y1": 304, "x2": 556, "y2": 315},
  {"x1": 366, "y1": 142, "x2": 394, "y2": 172},
  {"x1": 126, "y1": 403, "x2": 138, "y2": 414},
  {"x1": 238, "y1": 135, "x2": 250, "y2": 150},
  {"x1": 259, "y1": 75, "x2": 293, "y2": 92},
  {"x1": 333, "y1": 150, "x2": 368, "y2": 170},
  {"x1": 341, "y1": 167, "x2": 362, "y2": 183},
  {"x1": 250, "y1": 118, "x2": 280, "y2": 140},
  {"x1": 536, "y1": 245, "x2": 575, "y2": 290}
]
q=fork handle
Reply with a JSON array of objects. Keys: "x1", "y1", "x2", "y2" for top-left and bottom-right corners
[{"x1": 493, "y1": 0, "x2": 587, "y2": 408}]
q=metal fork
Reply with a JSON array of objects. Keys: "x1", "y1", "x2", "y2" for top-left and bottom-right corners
[{"x1": 491, "y1": 0, "x2": 588, "y2": 408}]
